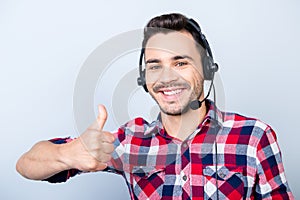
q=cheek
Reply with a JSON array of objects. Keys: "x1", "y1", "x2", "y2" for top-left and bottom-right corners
[
  {"x1": 181, "y1": 70, "x2": 202, "y2": 86},
  {"x1": 190, "y1": 67, "x2": 204, "y2": 84},
  {"x1": 145, "y1": 72, "x2": 159, "y2": 88},
  {"x1": 145, "y1": 79, "x2": 154, "y2": 91}
]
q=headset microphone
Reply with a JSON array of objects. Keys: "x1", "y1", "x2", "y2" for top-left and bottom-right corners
[{"x1": 190, "y1": 99, "x2": 204, "y2": 110}]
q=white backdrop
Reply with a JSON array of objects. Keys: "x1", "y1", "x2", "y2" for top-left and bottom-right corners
[{"x1": 1, "y1": 0, "x2": 299, "y2": 199}]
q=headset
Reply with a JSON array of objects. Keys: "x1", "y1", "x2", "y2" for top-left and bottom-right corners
[{"x1": 137, "y1": 18, "x2": 219, "y2": 92}]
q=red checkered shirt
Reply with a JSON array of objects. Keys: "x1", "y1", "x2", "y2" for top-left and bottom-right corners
[{"x1": 46, "y1": 100, "x2": 294, "y2": 200}]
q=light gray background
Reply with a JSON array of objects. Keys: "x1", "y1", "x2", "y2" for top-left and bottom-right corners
[{"x1": 1, "y1": 0, "x2": 299, "y2": 199}]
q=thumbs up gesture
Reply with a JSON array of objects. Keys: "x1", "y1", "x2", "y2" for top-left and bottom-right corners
[{"x1": 66, "y1": 105, "x2": 115, "y2": 172}]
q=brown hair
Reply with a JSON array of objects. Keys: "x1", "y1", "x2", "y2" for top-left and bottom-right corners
[{"x1": 142, "y1": 13, "x2": 206, "y2": 59}]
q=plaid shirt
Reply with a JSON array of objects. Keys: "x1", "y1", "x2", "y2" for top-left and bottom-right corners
[{"x1": 46, "y1": 101, "x2": 294, "y2": 200}]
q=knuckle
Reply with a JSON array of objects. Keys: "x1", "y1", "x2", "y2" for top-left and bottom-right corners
[
  {"x1": 102, "y1": 132, "x2": 115, "y2": 142},
  {"x1": 107, "y1": 144, "x2": 115, "y2": 153},
  {"x1": 110, "y1": 135, "x2": 116, "y2": 142},
  {"x1": 102, "y1": 143, "x2": 115, "y2": 153},
  {"x1": 86, "y1": 160, "x2": 99, "y2": 170}
]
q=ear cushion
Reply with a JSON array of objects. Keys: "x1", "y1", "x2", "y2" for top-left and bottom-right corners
[
  {"x1": 202, "y1": 55, "x2": 214, "y2": 80},
  {"x1": 141, "y1": 70, "x2": 148, "y2": 92}
]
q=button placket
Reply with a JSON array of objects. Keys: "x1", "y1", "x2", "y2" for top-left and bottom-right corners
[
  {"x1": 180, "y1": 141, "x2": 190, "y2": 185},
  {"x1": 180, "y1": 170, "x2": 188, "y2": 183},
  {"x1": 218, "y1": 171, "x2": 226, "y2": 179}
]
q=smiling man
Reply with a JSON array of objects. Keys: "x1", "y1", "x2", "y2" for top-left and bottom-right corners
[
  {"x1": 16, "y1": 13, "x2": 294, "y2": 199},
  {"x1": 145, "y1": 30, "x2": 207, "y2": 141}
]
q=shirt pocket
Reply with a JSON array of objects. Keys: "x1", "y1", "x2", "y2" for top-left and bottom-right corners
[
  {"x1": 127, "y1": 165, "x2": 165, "y2": 198},
  {"x1": 131, "y1": 165, "x2": 165, "y2": 179},
  {"x1": 203, "y1": 165, "x2": 245, "y2": 200}
]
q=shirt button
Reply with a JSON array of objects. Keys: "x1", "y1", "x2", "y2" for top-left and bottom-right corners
[
  {"x1": 182, "y1": 142, "x2": 188, "y2": 148},
  {"x1": 182, "y1": 175, "x2": 187, "y2": 181},
  {"x1": 218, "y1": 172, "x2": 226, "y2": 179}
]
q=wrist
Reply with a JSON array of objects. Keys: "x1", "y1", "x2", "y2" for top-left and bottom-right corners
[{"x1": 56, "y1": 141, "x2": 74, "y2": 170}]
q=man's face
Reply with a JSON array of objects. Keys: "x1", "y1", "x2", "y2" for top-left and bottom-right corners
[{"x1": 144, "y1": 31, "x2": 204, "y2": 115}]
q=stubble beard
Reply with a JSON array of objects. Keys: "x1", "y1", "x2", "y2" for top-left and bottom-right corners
[{"x1": 149, "y1": 80, "x2": 203, "y2": 116}]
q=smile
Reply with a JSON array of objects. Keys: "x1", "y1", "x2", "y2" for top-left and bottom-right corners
[
  {"x1": 157, "y1": 88, "x2": 186, "y2": 101},
  {"x1": 163, "y1": 89, "x2": 183, "y2": 96}
]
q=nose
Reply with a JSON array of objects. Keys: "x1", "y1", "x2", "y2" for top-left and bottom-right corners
[{"x1": 157, "y1": 66, "x2": 179, "y2": 84}]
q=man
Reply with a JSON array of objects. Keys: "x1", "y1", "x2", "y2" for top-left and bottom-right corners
[{"x1": 16, "y1": 13, "x2": 294, "y2": 199}]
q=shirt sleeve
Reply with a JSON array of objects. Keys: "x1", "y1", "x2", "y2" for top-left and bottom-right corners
[
  {"x1": 44, "y1": 127, "x2": 127, "y2": 182},
  {"x1": 43, "y1": 137, "x2": 81, "y2": 183},
  {"x1": 255, "y1": 126, "x2": 294, "y2": 199},
  {"x1": 104, "y1": 127, "x2": 126, "y2": 175}
]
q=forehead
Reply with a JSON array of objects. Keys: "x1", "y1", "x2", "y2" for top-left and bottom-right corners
[{"x1": 145, "y1": 31, "x2": 200, "y2": 59}]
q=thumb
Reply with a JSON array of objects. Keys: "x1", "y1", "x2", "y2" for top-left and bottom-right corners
[{"x1": 97, "y1": 104, "x2": 108, "y2": 131}]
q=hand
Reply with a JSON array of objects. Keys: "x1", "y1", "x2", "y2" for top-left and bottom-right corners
[{"x1": 65, "y1": 105, "x2": 115, "y2": 172}]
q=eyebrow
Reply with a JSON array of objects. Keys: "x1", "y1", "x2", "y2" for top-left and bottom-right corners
[{"x1": 145, "y1": 55, "x2": 194, "y2": 64}]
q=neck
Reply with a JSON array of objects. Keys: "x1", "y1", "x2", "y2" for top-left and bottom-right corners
[{"x1": 161, "y1": 102, "x2": 207, "y2": 141}]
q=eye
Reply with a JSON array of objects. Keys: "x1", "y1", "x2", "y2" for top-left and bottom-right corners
[
  {"x1": 147, "y1": 65, "x2": 162, "y2": 71},
  {"x1": 175, "y1": 61, "x2": 188, "y2": 67}
]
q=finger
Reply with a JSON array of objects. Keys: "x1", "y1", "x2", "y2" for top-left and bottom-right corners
[
  {"x1": 100, "y1": 131, "x2": 115, "y2": 143},
  {"x1": 85, "y1": 162, "x2": 108, "y2": 172},
  {"x1": 97, "y1": 104, "x2": 108, "y2": 131},
  {"x1": 101, "y1": 143, "x2": 115, "y2": 154},
  {"x1": 98, "y1": 153, "x2": 112, "y2": 163}
]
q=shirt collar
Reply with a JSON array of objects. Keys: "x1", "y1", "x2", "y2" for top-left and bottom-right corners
[
  {"x1": 144, "y1": 99, "x2": 224, "y2": 138},
  {"x1": 203, "y1": 99, "x2": 224, "y2": 127}
]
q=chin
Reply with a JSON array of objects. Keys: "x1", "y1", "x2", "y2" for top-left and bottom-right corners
[{"x1": 159, "y1": 104, "x2": 190, "y2": 116}]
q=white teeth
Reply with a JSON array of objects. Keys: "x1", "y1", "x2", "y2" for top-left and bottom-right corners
[{"x1": 163, "y1": 89, "x2": 182, "y2": 96}]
